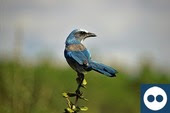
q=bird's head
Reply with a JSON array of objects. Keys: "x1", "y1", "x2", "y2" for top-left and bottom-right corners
[{"x1": 66, "y1": 29, "x2": 96, "y2": 45}]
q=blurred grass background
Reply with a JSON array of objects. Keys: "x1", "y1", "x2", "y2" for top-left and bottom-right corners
[{"x1": 0, "y1": 58, "x2": 169, "y2": 113}]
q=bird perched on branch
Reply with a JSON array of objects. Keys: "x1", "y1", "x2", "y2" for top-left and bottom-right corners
[
  {"x1": 64, "y1": 29, "x2": 118, "y2": 111},
  {"x1": 64, "y1": 29, "x2": 118, "y2": 105},
  {"x1": 64, "y1": 28, "x2": 117, "y2": 80},
  {"x1": 64, "y1": 29, "x2": 118, "y2": 78}
]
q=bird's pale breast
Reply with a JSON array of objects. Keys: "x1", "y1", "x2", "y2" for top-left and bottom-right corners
[{"x1": 66, "y1": 44, "x2": 86, "y2": 51}]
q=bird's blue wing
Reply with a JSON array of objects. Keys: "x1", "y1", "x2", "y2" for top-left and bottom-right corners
[
  {"x1": 83, "y1": 49, "x2": 91, "y2": 60},
  {"x1": 65, "y1": 50, "x2": 90, "y2": 65}
]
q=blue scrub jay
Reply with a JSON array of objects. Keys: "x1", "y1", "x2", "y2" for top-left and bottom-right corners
[{"x1": 64, "y1": 29, "x2": 118, "y2": 91}]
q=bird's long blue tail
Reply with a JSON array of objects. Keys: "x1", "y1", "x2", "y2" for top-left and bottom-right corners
[{"x1": 89, "y1": 61, "x2": 118, "y2": 77}]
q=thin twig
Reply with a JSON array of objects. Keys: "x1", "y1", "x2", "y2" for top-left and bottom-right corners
[
  {"x1": 75, "y1": 74, "x2": 84, "y2": 105},
  {"x1": 63, "y1": 73, "x2": 87, "y2": 113}
]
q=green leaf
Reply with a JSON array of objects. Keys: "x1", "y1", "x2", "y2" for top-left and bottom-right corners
[
  {"x1": 79, "y1": 106, "x2": 88, "y2": 111},
  {"x1": 71, "y1": 105, "x2": 76, "y2": 110},
  {"x1": 82, "y1": 79, "x2": 87, "y2": 86},
  {"x1": 66, "y1": 98, "x2": 72, "y2": 108},
  {"x1": 62, "y1": 92, "x2": 68, "y2": 98},
  {"x1": 66, "y1": 108, "x2": 74, "y2": 113}
]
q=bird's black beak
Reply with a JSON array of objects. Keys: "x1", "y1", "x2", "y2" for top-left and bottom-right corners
[{"x1": 85, "y1": 32, "x2": 97, "y2": 38}]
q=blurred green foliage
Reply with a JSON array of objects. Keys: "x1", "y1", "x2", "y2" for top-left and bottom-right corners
[{"x1": 0, "y1": 59, "x2": 169, "y2": 113}]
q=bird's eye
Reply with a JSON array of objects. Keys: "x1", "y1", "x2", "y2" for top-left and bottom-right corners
[
  {"x1": 81, "y1": 31, "x2": 85, "y2": 34},
  {"x1": 74, "y1": 31, "x2": 86, "y2": 38},
  {"x1": 75, "y1": 32, "x2": 81, "y2": 38}
]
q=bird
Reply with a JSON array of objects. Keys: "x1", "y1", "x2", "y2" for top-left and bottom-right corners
[{"x1": 64, "y1": 29, "x2": 117, "y2": 86}]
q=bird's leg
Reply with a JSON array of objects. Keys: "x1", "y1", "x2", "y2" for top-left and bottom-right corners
[
  {"x1": 76, "y1": 74, "x2": 84, "y2": 92},
  {"x1": 75, "y1": 73, "x2": 84, "y2": 105}
]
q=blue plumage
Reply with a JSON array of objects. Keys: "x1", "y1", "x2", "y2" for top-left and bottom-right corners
[
  {"x1": 89, "y1": 61, "x2": 117, "y2": 77},
  {"x1": 64, "y1": 29, "x2": 118, "y2": 77}
]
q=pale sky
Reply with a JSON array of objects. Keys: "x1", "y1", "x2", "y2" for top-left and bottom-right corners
[{"x1": 0, "y1": 0, "x2": 170, "y2": 69}]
